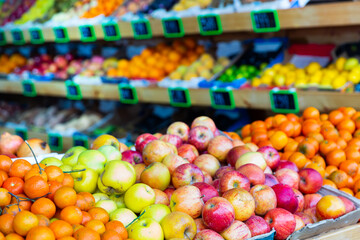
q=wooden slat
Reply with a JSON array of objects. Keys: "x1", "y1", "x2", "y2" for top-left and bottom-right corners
[{"x1": 305, "y1": 224, "x2": 360, "y2": 240}]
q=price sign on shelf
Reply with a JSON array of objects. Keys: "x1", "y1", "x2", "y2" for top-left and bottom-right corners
[
  {"x1": 162, "y1": 17, "x2": 184, "y2": 38},
  {"x1": 22, "y1": 80, "x2": 36, "y2": 97},
  {"x1": 251, "y1": 10, "x2": 280, "y2": 33},
  {"x1": 79, "y1": 25, "x2": 96, "y2": 42},
  {"x1": 53, "y1": 27, "x2": 69, "y2": 43},
  {"x1": 210, "y1": 87, "x2": 235, "y2": 110},
  {"x1": 15, "y1": 127, "x2": 28, "y2": 140},
  {"x1": 168, "y1": 87, "x2": 191, "y2": 107},
  {"x1": 102, "y1": 22, "x2": 121, "y2": 41},
  {"x1": 29, "y1": 28, "x2": 44, "y2": 44},
  {"x1": 131, "y1": 20, "x2": 152, "y2": 40},
  {"x1": 0, "y1": 31, "x2": 6, "y2": 46},
  {"x1": 197, "y1": 14, "x2": 222, "y2": 36},
  {"x1": 73, "y1": 135, "x2": 89, "y2": 148},
  {"x1": 118, "y1": 83, "x2": 138, "y2": 104},
  {"x1": 65, "y1": 80, "x2": 82, "y2": 100},
  {"x1": 269, "y1": 89, "x2": 299, "y2": 113},
  {"x1": 48, "y1": 133, "x2": 63, "y2": 152},
  {"x1": 11, "y1": 29, "x2": 24, "y2": 45}
]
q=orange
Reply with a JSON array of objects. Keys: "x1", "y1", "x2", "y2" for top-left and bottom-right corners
[
  {"x1": 0, "y1": 214, "x2": 14, "y2": 235},
  {"x1": 3, "y1": 177, "x2": 24, "y2": 195},
  {"x1": 325, "y1": 165, "x2": 338, "y2": 178},
  {"x1": 303, "y1": 107, "x2": 320, "y2": 120},
  {"x1": 311, "y1": 155, "x2": 326, "y2": 169},
  {"x1": 0, "y1": 155, "x2": 12, "y2": 172},
  {"x1": 10, "y1": 194, "x2": 31, "y2": 211},
  {"x1": 75, "y1": 192, "x2": 95, "y2": 211},
  {"x1": 336, "y1": 138, "x2": 347, "y2": 150},
  {"x1": 353, "y1": 179, "x2": 360, "y2": 193},
  {"x1": 58, "y1": 237, "x2": 76, "y2": 240},
  {"x1": 339, "y1": 188, "x2": 354, "y2": 196},
  {"x1": 321, "y1": 126, "x2": 339, "y2": 141},
  {"x1": 47, "y1": 181, "x2": 63, "y2": 201},
  {"x1": 49, "y1": 220, "x2": 73, "y2": 239},
  {"x1": 269, "y1": 131, "x2": 288, "y2": 150},
  {"x1": 87, "y1": 208, "x2": 109, "y2": 224},
  {"x1": 348, "y1": 138, "x2": 360, "y2": 148},
  {"x1": 8, "y1": 160, "x2": 31, "y2": 179},
  {"x1": 54, "y1": 187, "x2": 77, "y2": 209},
  {"x1": 251, "y1": 132, "x2": 267, "y2": 145},
  {"x1": 355, "y1": 117, "x2": 360, "y2": 129},
  {"x1": 25, "y1": 226, "x2": 55, "y2": 240},
  {"x1": 45, "y1": 166, "x2": 64, "y2": 183},
  {"x1": 328, "y1": 170, "x2": 348, "y2": 189},
  {"x1": 347, "y1": 176, "x2": 355, "y2": 189},
  {"x1": 307, "y1": 132, "x2": 324, "y2": 143},
  {"x1": 284, "y1": 140, "x2": 298, "y2": 152},
  {"x1": 23, "y1": 176, "x2": 49, "y2": 199},
  {"x1": 320, "y1": 113, "x2": 328, "y2": 121},
  {"x1": 85, "y1": 220, "x2": 105, "y2": 235},
  {"x1": 242, "y1": 136, "x2": 251, "y2": 143},
  {"x1": 36, "y1": 215, "x2": 50, "y2": 227},
  {"x1": 0, "y1": 188, "x2": 11, "y2": 207},
  {"x1": 251, "y1": 121, "x2": 266, "y2": 131},
  {"x1": 5, "y1": 233, "x2": 24, "y2": 240},
  {"x1": 297, "y1": 139, "x2": 317, "y2": 159},
  {"x1": 241, "y1": 124, "x2": 251, "y2": 138},
  {"x1": 60, "y1": 206, "x2": 82, "y2": 225},
  {"x1": 345, "y1": 147, "x2": 360, "y2": 162},
  {"x1": 280, "y1": 151, "x2": 293, "y2": 161},
  {"x1": 286, "y1": 113, "x2": 299, "y2": 122},
  {"x1": 337, "y1": 118, "x2": 355, "y2": 134},
  {"x1": 302, "y1": 119, "x2": 320, "y2": 136},
  {"x1": 329, "y1": 110, "x2": 344, "y2": 126},
  {"x1": 30, "y1": 198, "x2": 56, "y2": 219},
  {"x1": 273, "y1": 114, "x2": 287, "y2": 128},
  {"x1": 257, "y1": 140, "x2": 273, "y2": 148},
  {"x1": 288, "y1": 152, "x2": 307, "y2": 169},
  {"x1": 319, "y1": 140, "x2": 337, "y2": 156},
  {"x1": 342, "y1": 107, "x2": 356, "y2": 118},
  {"x1": 326, "y1": 149, "x2": 346, "y2": 167},
  {"x1": 306, "y1": 163, "x2": 325, "y2": 178},
  {"x1": 0, "y1": 170, "x2": 8, "y2": 183},
  {"x1": 278, "y1": 121, "x2": 294, "y2": 137},
  {"x1": 13, "y1": 210, "x2": 39, "y2": 236},
  {"x1": 73, "y1": 227, "x2": 100, "y2": 240},
  {"x1": 72, "y1": 225, "x2": 83, "y2": 234},
  {"x1": 339, "y1": 130, "x2": 352, "y2": 142},
  {"x1": 24, "y1": 167, "x2": 48, "y2": 182},
  {"x1": 292, "y1": 122, "x2": 302, "y2": 137},
  {"x1": 62, "y1": 174, "x2": 74, "y2": 188},
  {"x1": 3, "y1": 205, "x2": 23, "y2": 216},
  {"x1": 354, "y1": 129, "x2": 360, "y2": 138},
  {"x1": 294, "y1": 136, "x2": 305, "y2": 143},
  {"x1": 323, "y1": 179, "x2": 337, "y2": 189},
  {"x1": 101, "y1": 230, "x2": 121, "y2": 240},
  {"x1": 105, "y1": 221, "x2": 127, "y2": 239},
  {"x1": 339, "y1": 160, "x2": 359, "y2": 177},
  {"x1": 81, "y1": 211, "x2": 92, "y2": 225},
  {"x1": 264, "y1": 117, "x2": 273, "y2": 129}
]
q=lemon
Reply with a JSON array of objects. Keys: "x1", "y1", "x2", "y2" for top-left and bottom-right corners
[
  {"x1": 272, "y1": 64, "x2": 282, "y2": 71},
  {"x1": 348, "y1": 71, "x2": 360, "y2": 83},
  {"x1": 252, "y1": 78, "x2": 262, "y2": 87},
  {"x1": 294, "y1": 79, "x2": 307, "y2": 88},
  {"x1": 261, "y1": 75, "x2": 272, "y2": 85},
  {"x1": 306, "y1": 62, "x2": 321, "y2": 75},
  {"x1": 285, "y1": 63, "x2": 297, "y2": 70},
  {"x1": 295, "y1": 69, "x2": 306, "y2": 79},
  {"x1": 274, "y1": 75, "x2": 286, "y2": 86},
  {"x1": 332, "y1": 75, "x2": 347, "y2": 89},
  {"x1": 263, "y1": 68, "x2": 276, "y2": 77},
  {"x1": 344, "y1": 58, "x2": 359, "y2": 71},
  {"x1": 285, "y1": 77, "x2": 295, "y2": 86},
  {"x1": 320, "y1": 77, "x2": 332, "y2": 86},
  {"x1": 335, "y1": 57, "x2": 346, "y2": 72}
]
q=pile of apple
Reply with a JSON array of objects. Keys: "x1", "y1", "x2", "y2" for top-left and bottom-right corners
[{"x1": 41, "y1": 117, "x2": 356, "y2": 240}]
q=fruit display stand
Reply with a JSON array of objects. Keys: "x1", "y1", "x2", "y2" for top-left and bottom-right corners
[{"x1": 307, "y1": 224, "x2": 360, "y2": 240}]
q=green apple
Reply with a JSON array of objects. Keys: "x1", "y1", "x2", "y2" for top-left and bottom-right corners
[
  {"x1": 59, "y1": 164, "x2": 72, "y2": 172},
  {"x1": 98, "y1": 145, "x2": 122, "y2": 163},
  {"x1": 160, "y1": 211, "x2": 197, "y2": 239},
  {"x1": 98, "y1": 160, "x2": 136, "y2": 195},
  {"x1": 140, "y1": 162, "x2": 170, "y2": 191},
  {"x1": 71, "y1": 164, "x2": 98, "y2": 193},
  {"x1": 110, "y1": 194, "x2": 126, "y2": 208},
  {"x1": 95, "y1": 200, "x2": 117, "y2": 214},
  {"x1": 139, "y1": 204, "x2": 170, "y2": 223},
  {"x1": 61, "y1": 146, "x2": 87, "y2": 166},
  {"x1": 93, "y1": 193, "x2": 110, "y2": 203},
  {"x1": 128, "y1": 217, "x2": 164, "y2": 240},
  {"x1": 78, "y1": 150, "x2": 107, "y2": 174},
  {"x1": 110, "y1": 208, "x2": 137, "y2": 227},
  {"x1": 40, "y1": 157, "x2": 63, "y2": 167},
  {"x1": 124, "y1": 183, "x2": 155, "y2": 214}
]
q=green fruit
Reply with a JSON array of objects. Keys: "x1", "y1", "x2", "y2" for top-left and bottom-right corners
[
  {"x1": 110, "y1": 194, "x2": 126, "y2": 208},
  {"x1": 59, "y1": 164, "x2": 72, "y2": 172},
  {"x1": 71, "y1": 164, "x2": 98, "y2": 193},
  {"x1": 77, "y1": 150, "x2": 107, "y2": 174},
  {"x1": 95, "y1": 200, "x2": 117, "y2": 214},
  {"x1": 128, "y1": 218, "x2": 164, "y2": 240},
  {"x1": 124, "y1": 183, "x2": 155, "y2": 214},
  {"x1": 93, "y1": 193, "x2": 110, "y2": 203},
  {"x1": 61, "y1": 146, "x2": 87, "y2": 167},
  {"x1": 110, "y1": 208, "x2": 137, "y2": 226},
  {"x1": 98, "y1": 145, "x2": 122, "y2": 163},
  {"x1": 139, "y1": 204, "x2": 171, "y2": 223},
  {"x1": 40, "y1": 157, "x2": 63, "y2": 167}
]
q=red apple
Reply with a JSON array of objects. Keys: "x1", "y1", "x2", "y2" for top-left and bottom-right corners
[
  {"x1": 162, "y1": 153, "x2": 189, "y2": 174},
  {"x1": 188, "y1": 126, "x2": 214, "y2": 152},
  {"x1": 212, "y1": 179, "x2": 220, "y2": 193},
  {"x1": 226, "y1": 145, "x2": 251, "y2": 167},
  {"x1": 193, "y1": 182, "x2": 219, "y2": 203},
  {"x1": 298, "y1": 168, "x2": 323, "y2": 194},
  {"x1": 316, "y1": 195, "x2": 346, "y2": 220},
  {"x1": 160, "y1": 134, "x2": 183, "y2": 148},
  {"x1": 194, "y1": 218, "x2": 208, "y2": 232},
  {"x1": 143, "y1": 140, "x2": 174, "y2": 165},
  {"x1": 294, "y1": 212, "x2": 313, "y2": 225},
  {"x1": 257, "y1": 146, "x2": 280, "y2": 170},
  {"x1": 237, "y1": 163, "x2": 265, "y2": 186},
  {"x1": 202, "y1": 171, "x2": 213, "y2": 185},
  {"x1": 304, "y1": 193, "x2": 322, "y2": 209},
  {"x1": 194, "y1": 229, "x2": 223, "y2": 240},
  {"x1": 164, "y1": 187, "x2": 175, "y2": 201},
  {"x1": 235, "y1": 152, "x2": 267, "y2": 171},
  {"x1": 294, "y1": 214, "x2": 305, "y2": 231},
  {"x1": 220, "y1": 220, "x2": 251, "y2": 240},
  {"x1": 223, "y1": 188, "x2": 255, "y2": 221},
  {"x1": 172, "y1": 163, "x2": 204, "y2": 188},
  {"x1": 215, "y1": 166, "x2": 234, "y2": 179},
  {"x1": 250, "y1": 184, "x2": 277, "y2": 216},
  {"x1": 170, "y1": 185, "x2": 204, "y2": 219},
  {"x1": 293, "y1": 188, "x2": 304, "y2": 212},
  {"x1": 338, "y1": 196, "x2": 355, "y2": 214},
  {"x1": 245, "y1": 215, "x2": 271, "y2": 237},
  {"x1": 220, "y1": 171, "x2": 250, "y2": 193},
  {"x1": 207, "y1": 136, "x2": 233, "y2": 162},
  {"x1": 272, "y1": 184, "x2": 299, "y2": 214},
  {"x1": 304, "y1": 207, "x2": 319, "y2": 223},
  {"x1": 135, "y1": 133, "x2": 157, "y2": 153},
  {"x1": 122, "y1": 150, "x2": 143, "y2": 165},
  {"x1": 264, "y1": 208, "x2": 296, "y2": 240},
  {"x1": 178, "y1": 144, "x2": 199, "y2": 164},
  {"x1": 54, "y1": 55, "x2": 67, "y2": 69},
  {"x1": 194, "y1": 154, "x2": 220, "y2": 178},
  {"x1": 276, "y1": 160, "x2": 299, "y2": 172},
  {"x1": 202, "y1": 197, "x2": 235, "y2": 233},
  {"x1": 275, "y1": 168, "x2": 300, "y2": 189},
  {"x1": 167, "y1": 121, "x2": 190, "y2": 142},
  {"x1": 265, "y1": 174, "x2": 279, "y2": 187},
  {"x1": 191, "y1": 116, "x2": 217, "y2": 134}
]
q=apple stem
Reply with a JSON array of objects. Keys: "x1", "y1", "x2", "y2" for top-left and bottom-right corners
[
  {"x1": 125, "y1": 210, "x2": 146, "y2": 228},
  {"x1": 184, "y1": 232, "x2": 191, "y2": 240},
  {"x1": 25, "y1": 140, "x2": 43, "y2": 174},
  {"x1": 63, "y1": 168, "x2": 86, "y2": 173}
]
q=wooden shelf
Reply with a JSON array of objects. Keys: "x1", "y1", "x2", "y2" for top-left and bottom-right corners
[
  {"x1": 306, "y1": 224, "x2": 360, "y2": 240},
  {"x1": 1, "y1": 80, "x2": 360, "y2": 112},
  {"x1": 2, "y1": 2, "x2": 360, "y2": 44}
]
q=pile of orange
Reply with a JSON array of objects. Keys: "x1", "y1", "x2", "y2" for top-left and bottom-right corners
[
  {"x1": 0, "y1": 155, "x2": 128, "y2": 240},
  {"x1": 242, "y1": 106, "x2": 360, "y2": 198},
  {"x1": 106, "y1": 39, "x2": 205, "y2": 80},
  {"x1": 0, "y1": 54, "x2": 27, "y2": 74},
  {"x1": 82, "y1": 0, "x2": 124, "y2": 18}
]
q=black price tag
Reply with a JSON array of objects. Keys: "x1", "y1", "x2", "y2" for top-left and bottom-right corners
[
  {"x1": 15, "y1": 127, "x2": 28, "y2": 140},
  {"x1": 29, "y1": 28, "x2": 44, "y2": 44},
  {"x1": 210, "y1": 87, "x2": 235, "y2": 110},
  {"x1": 118, "y1": 83, "x2": 138, "y2": 104},
  {"x1": 48, "y1": 133, "x2": 63, "y2": 152},
  {"x1": 162, "y1": 18, "x2": 184, "y2": 38},
  {"x1": 168, "y1": 87, "x2": 191, "y2": 107},
  {"x1": 270, "y1": 89, "x2": 299, "y2": 113},
  {"x1": 79, "y1": 25, "x2": 96, "y2": 42},
  {"x1": 251, "y1": 10, "x2": 280, "y2": 33},
  {"x1": 11, "y1": 29, "x2": 24, "y2": 45},
  {"x1": 198, "y1": 14, "x2": 223, "y2": 36},
  {"x1": 131, "y1": 20, "x2": 152, "y2": 40},
  {"x1": 53, "y1": 27, "x2": 69, "y2": 43},
  {"x1": 65, "y1": 80, "x2": 82, "y2": 100},
  {"x1": 73, "y1": 135, "x2": 89, "y2": 148},
  {"x1": 0, "y1": 31, "x2": 6, "y2": 46},
  {"x1": 102, "y1": 22, "x2": 121, "y2": 41}
]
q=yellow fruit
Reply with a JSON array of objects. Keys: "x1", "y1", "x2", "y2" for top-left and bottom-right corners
[
  {"x1": 306, "y1": 62, "x2": 321, "y2": 75},
  {"x1": 332, "y1": 75, "x2": 347, "y2": 89},
  {"x1": 263, "y1": 68, "x2": 276, "y2": 77},
  {"x1": 183, "y1": 72, "x2": 198, "y2": 81},
  {"x1": 285, "y1": 77, "x2": 295, "y2": 86},
  {"x1": 272, "y1": 64, "x2": 282, "y2": 71},
  {"x1": 261, "y1": 75, "x2": 272, "y2": 85},
  {"x1": 169, "y1": 72, "x2": 183, "y2": 80},
  {"x1": 252, "y1": 78, "x2": 262, "y2": 87},
  {"x1": 335, "y1": 57, "x2": 346, "y2": 72},
  {"x1": 274, "y1": 75, "x2": 286, "y2": 86}
]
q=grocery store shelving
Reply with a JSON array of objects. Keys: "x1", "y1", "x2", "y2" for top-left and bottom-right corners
[
  {"x1": 2, "y1": 2, "x2": 360, "y2": 44},
  {"x1": 1, "y1": 80, "x2": 359, "y2": 112}
]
